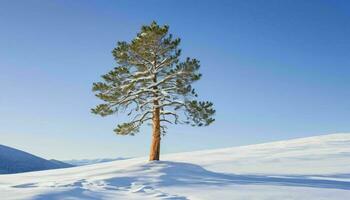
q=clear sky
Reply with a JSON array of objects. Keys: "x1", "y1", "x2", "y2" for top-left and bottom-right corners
[{"x1": 0, "y1": 0, "x2": 349, "y2": 160}]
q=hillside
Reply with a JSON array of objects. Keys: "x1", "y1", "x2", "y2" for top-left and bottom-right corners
[
  {"x1": 0, "y1": 133, "x2": 349, "y2": 199},
  {"x1": 0, "y1": 144, "x2": 72, "y2": 174}
]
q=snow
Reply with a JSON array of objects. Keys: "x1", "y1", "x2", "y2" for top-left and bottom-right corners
[{"x1": 0, "y1": 133, "x2": 350, "y2": 199}]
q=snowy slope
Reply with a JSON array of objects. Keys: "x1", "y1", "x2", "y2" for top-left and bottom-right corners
[
  {"x1": 0, "y1": 133, "x2": 349, "y2": 200},
  {"x1": 0, "y1": 144, "x2": 72, "y2": 174}
]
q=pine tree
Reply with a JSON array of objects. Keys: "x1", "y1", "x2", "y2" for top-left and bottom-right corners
[{"x1": 92, "y1": 21, "x2": 215, "y2": 161}]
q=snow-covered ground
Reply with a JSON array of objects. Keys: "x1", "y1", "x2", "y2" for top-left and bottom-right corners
[{"x1": 0, "y1": 133, "x2": 350, "y2": 199}]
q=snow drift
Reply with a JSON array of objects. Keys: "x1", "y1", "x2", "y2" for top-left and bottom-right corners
[{"x1": 0, "y1": 133, "x2": 349, "y2": 199}]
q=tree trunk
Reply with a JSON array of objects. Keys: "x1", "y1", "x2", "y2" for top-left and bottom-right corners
[
  {"x1": 149, "y1": 60, "x2": 161, "y2": 161},
  {"x1": 149, "y1": 103, "x2": 161, "y2": 161}
]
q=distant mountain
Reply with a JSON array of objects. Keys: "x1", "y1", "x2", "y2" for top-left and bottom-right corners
[
  {"x1": 49, "y1": 159, "x2": 74, "y2": 168},
  {"x1": 0, "y1": 144, "x2": 73, "y2": 174},
  {"x1": 65, "y1": 157, "x2": 127, "y2": 166}
]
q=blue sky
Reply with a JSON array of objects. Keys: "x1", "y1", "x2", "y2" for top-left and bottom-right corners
[{"x1": 0, "y1": 0, "x2": 349, "y2": 160}]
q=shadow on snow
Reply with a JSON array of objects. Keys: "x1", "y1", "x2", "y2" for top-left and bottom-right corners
[{"x1": 31, "y1": 161, "x2": 350, "y2": 199}]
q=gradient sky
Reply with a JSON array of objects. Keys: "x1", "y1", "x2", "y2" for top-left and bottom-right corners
[{"x1": 0, "y1": 0, "x2": 350, "y2": 160}]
